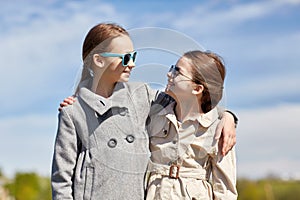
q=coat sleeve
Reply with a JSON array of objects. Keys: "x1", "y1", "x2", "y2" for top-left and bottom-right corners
[
  {"x1": 143, "y1": 83, "x2": 175, "y2": 107},
  {"x1": 51, "y1": 108, "x2": 79, "y2": 200},
  {"x1": 144, "y1": 83, "x2": 159, "y2": 103},
  {"x1": 211, "y1": 147, "x2": 238, "y2": 200}
]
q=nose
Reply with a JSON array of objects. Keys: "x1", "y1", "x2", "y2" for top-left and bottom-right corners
[
  {"x1": 167, "y1": 71, "x2": 172, "y2": 78},
  {"x1": 127, "y1": 58, "x2": 135, "y2": 68}
]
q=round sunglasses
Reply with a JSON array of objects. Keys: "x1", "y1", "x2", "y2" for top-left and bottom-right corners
[{"x1": 100, "y1": 51, "x2": 137, "y2": 67}]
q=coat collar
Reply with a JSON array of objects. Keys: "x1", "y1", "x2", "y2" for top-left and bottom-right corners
[
  {"x1": 157, "y1": 102, "x2": 219, "y2": 128},
  {"x1": 196, "y1": 107, "x2": 219, "y2": 128},
  {"x1": 78, "y1": 82, "x2": 129, "y2": 115}
]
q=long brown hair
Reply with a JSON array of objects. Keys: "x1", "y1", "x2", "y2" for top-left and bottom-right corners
[{"x1": 183, "y1": 50, "x2": 226, "y2": 113}]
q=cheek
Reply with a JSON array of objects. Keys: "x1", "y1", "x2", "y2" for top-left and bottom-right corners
[
  {"x1": 173, "y1": 81, "x2": 193, "y2": 94},
  {"x1": 107, "y1": 61, "x2": 124, "y2": 72}
]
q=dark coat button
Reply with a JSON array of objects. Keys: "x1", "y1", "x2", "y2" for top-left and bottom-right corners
[
  {"x1": 126, "y1": 135, "x2": 135, "y2": 143},
  {"x1": 108, "y1": 138, "x2": 117, "y2": 148}
]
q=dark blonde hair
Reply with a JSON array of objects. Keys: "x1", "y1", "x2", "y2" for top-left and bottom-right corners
[{"x1": 183, "y1": 50, "x2": 226, "y2": 113}]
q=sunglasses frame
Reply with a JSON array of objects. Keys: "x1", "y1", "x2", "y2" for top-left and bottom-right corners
[
  {"x1": 100, "y1": 51, "x2": 137, "y2": 67},
  {"x1": 169, "y1": 65, "x2": 194, "y2": 81}
]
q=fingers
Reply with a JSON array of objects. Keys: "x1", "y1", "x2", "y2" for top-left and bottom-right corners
[
  {"x1": 222, "y1": 134, "x2": 231, "y2": 156},
  {"x1": 215, "y1": 117, "x2": 225, "y2": 140},
  {"x1": 58, "y1": 96, "x2": 76, "y2": 111},
  {"x1": 220, "y1": 132, "x2": 236, "y2": 156},
  {"x1": 60, "y1": 102, "x2": 69, "y2": 107},
  {"x1": 64, "y1": 96, "x2": 76, "y2": 104},
  {"x1": 58, "y1": 102, "x2": 69, "y2": 111},
  {"x1": 216, "y1": 111, "x2": 237, "y2": 156}
]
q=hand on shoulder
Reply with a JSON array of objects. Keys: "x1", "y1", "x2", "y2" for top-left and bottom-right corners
[{"x1": 58, "y1": 96, "x2": 76, "y2": 111}]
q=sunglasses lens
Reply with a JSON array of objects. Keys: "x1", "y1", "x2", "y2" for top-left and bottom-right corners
[
  {"x1": 123, "y1": 54, "x2": 131, "y2": 66},
  {"x1": 132, "y1": 52, "x2": 137, "y2": 62},
  {"x1": 169, "y1": 65, "x2": 178, "y2": 78}
]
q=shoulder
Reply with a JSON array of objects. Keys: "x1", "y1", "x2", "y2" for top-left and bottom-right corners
[
  {"x1": 124, "y1": 82, "x2": 157, "y2": 97},
  {"x1": 124, "y1": 81, "x2": 150, "y2": 91},
  {"x1": 149, "y1": 92, "x2": 175, "y2": 116},
  {"x1": 153, "y1": 92, "x2": 174, "y2": 108},
  {"x1": 58, "y1": 96, "x2": 84, "y2": 120}
]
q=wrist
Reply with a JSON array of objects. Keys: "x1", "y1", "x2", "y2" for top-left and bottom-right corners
[{"x1": 225, "y1": 110, "x2": 238, "y2": 128}]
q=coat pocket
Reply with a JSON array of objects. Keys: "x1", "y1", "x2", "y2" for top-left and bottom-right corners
[
  {"x1": 185, "y1": 179, "x2": 213, "y2": 200},
  {"x1": 83, "y1": 166, "x2": 94, "y2": 200}
]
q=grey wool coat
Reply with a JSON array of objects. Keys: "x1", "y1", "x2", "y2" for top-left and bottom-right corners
[{"x1": 51, "y1": 82, "x2": 166, "y2": 200}]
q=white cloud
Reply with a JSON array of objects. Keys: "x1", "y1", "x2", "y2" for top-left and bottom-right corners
[
  {"x1": 236, "y1": 103, "x2": 300, "y2": 179},
  {"x1": 0, "y1": 113, "x2": 58, "y2": 177},
  {"x1": 171, "y1": 1, "x2": 299, "y2": 33},
  {"x1": 228, "y1": 72, "x2": 300, "y2": 108},
  {"x1": 238, "y1": 159, "x2": 300, "y2": 180}
]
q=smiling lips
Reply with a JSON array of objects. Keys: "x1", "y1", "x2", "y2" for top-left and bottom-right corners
[
  {"x1": 123, "y1": 69, "x2": 131, "y2": 74},
  {"x1": 167, "y1": 79, "x2": 174, "y2": 86}
]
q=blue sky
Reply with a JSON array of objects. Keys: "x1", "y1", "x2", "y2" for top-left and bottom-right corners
[{"x1": 0, "y1": 0, "x2": 300, "y2": 179}]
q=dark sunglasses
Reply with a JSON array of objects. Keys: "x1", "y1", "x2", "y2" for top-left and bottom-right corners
[
  {"x1": 100, "y1": 51, "x2": 137, "y2": 67},
  {"x1": 169, "y1": 65, "x2": 194, "y2": 81}
]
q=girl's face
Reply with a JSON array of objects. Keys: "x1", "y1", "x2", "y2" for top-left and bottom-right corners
[
  {"x1": 165, "y1": 57, "x2": 196, "y2": 100},
  {"x1": 100, "y1": 35, "x2": 135, "y2": 83}
]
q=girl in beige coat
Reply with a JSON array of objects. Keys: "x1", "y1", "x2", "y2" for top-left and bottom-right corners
[{"x1": 146, "y1": 51, "x2": 238, "y2": 200}]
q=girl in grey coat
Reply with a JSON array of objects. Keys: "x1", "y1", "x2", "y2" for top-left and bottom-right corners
[
  {"x1": 52, "y1": 23, "x2": 157, "y2": 200},
  {"x1": 52, "y1": 23, "x2": 237, "y2": 200}
]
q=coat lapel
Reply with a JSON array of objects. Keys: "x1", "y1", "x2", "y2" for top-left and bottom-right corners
[{"x1": 78, "y1": 82, "x2": 128, "y2": 115}]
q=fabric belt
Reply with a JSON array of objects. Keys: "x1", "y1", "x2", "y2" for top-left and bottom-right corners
[
  {"x1": 148, "y1": 161, "x2": 209, "y2": 180},
  {"x1": 147, "y1": 161, "x2": 210, "y2": 197}
]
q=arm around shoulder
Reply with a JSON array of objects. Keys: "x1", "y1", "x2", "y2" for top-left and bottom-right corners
[{"x1": 215, "y1": 110, "x2": 238, "y2": 156}]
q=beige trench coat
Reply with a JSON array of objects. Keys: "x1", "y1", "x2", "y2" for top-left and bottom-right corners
[{"x1": 146, "y1": 100, "x2": 237, "y2": 200}]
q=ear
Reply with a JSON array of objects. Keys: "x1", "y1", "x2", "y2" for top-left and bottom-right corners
[
  {"x1": 93, "y1": 54, "x2": 105, "y2": 68},
  {"x1": 192, "y1": 84, "x2": 204, "y2": 95}
]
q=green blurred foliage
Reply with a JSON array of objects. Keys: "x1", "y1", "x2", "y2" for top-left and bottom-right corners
[
  {"x1": 4, "y1": 172, "x2": 51, "y2": 200},
  {"x1": 237, "y1": 178, "x2": 300, "y2": 200},
  {"x1": 1, "y1": 170, "x2": 300, "y2": 200}
]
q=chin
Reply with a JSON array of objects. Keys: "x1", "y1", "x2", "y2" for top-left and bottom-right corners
[
  {"x1": 119, "y1": 77, "x2": 130, "y2": 82},
  {"x1": 165, "y1": 87, "x2": 169, "y2": 93},
  {"x1": 165, "y1": 84, "x2": 173, "y2": 93},
  {"x1": 165, "y1": 88, "x2": 172, "y2": 96}
]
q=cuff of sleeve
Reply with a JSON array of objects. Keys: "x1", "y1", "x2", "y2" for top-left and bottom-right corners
[{"x1": 225, "y1": 110, "x2": 238, "y2": 128}]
